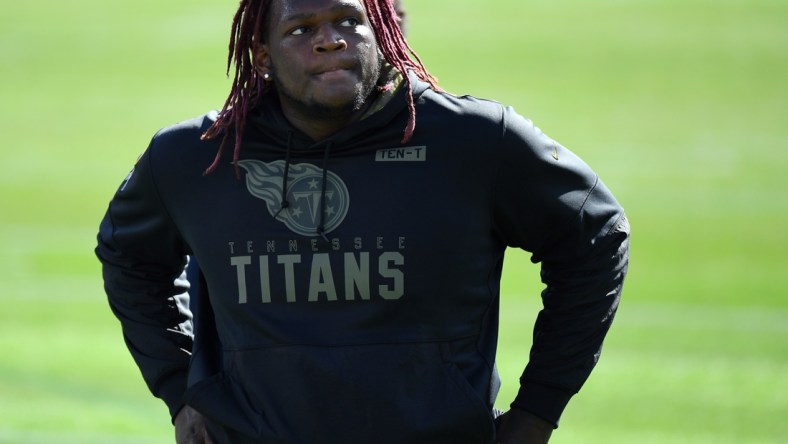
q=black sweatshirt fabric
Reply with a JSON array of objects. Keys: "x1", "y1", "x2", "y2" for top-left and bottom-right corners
[{"x1": 96, "y1": 75, "x2": 629, "y2": 443}]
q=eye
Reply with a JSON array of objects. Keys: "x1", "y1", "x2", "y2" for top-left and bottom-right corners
[
  {"x1": 339, "y1": 17, "x2": 360, "y2": 27},
  {"x1": 289, "y1": 26, "x2": 311, "y2": 36}
]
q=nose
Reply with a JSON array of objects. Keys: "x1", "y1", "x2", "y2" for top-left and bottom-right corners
[{"x1": 313, "y1": 24, "x2": 347, "y2": 53}]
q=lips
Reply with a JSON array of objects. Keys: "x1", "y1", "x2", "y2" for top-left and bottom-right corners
[
  {"x1": 312, "y1": 66, "x2": 358, "y2": 84},
  {"x1": 317, "y1": 66, "x2": 347, "y2": 74},
  {"x1": 312, "y1": 60, "x2": 357, "y2": 76}
]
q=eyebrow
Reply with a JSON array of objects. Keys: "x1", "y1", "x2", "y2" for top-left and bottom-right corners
[{"x1": 281, "y1": 2, "x2": 364, "y2": 24}]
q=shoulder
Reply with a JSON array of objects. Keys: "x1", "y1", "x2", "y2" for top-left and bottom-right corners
[
  {"x1": 417, "y1": 88, "x2": 543, "y2": 138},
  {"x1": 412, "y1": 89, "x2": 512, "y2": 147},
  {"x1": 150, "y1": 111, "x2": 219, "y2": 147},
  {"x1": 143, "y1": 111, "x2": 223, "y2": 176},
  {"x1": 414, "y1": 87, "x2": 548, "y2": 151},
  {"x1": 418, "y1": 88, "x2": 506, "y2": 123}
]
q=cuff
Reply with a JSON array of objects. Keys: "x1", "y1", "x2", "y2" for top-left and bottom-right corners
[
  {"x1": 511, "y1": 383, "x2": 575, "y2": 428},
  {"x1": 154, "y1": 372, "x2": 188, "y2": 422}
]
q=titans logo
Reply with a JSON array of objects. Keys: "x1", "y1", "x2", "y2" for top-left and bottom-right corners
[{"x1": 238, "y1": 159, "x2": 350, "y2": 237}]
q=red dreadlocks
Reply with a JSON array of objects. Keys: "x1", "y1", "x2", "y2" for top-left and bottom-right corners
[{"x1": 201, "y1": 0, "x2": 438, "y2": 176}]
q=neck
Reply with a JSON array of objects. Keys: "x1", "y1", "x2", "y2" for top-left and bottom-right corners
[{"x1": 278, "y1": 92, "x2": 379, "y2": 142}]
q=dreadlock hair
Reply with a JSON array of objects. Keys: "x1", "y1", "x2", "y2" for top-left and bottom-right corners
[{"x1": 200, "y1": 0, "x2": 439, "y2": 176}]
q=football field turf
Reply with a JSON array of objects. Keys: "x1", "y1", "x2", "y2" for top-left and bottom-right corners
[{"x1": 1, "y1": 0, "x2": 786, "y2": 442}]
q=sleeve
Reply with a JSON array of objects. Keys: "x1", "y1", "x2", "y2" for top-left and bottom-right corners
[
  {"x1": 491, "y1": 106, "x2": 630, "y2": 427},
  {"x1": 95, "y1": 138, "x2": 193, "y2": 420}
]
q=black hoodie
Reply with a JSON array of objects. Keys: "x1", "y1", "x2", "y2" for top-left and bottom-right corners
[{"x1": 96, "y1": 74, "x2": 629, "y2": 443}]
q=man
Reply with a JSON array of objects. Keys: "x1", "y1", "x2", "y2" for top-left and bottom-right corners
[{"x1": 96, "y1": 0, "x2": 629, "y2": 443}]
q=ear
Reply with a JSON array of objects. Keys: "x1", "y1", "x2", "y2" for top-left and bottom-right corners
[{"x1": 253, "y1": 45, "x2": 272, "y2": 77}]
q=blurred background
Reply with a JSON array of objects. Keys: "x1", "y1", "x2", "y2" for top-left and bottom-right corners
[{"x1": 1, "y1": 0, "x2": 786, "y2": 442}]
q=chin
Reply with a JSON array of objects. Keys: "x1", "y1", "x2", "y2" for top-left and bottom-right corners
[
  {"x1": 312, "y1": 91, "x2": 368, "y2": 114},
  {"x1": 302, "y1": 99, "x2": 355, "y2": 118}
]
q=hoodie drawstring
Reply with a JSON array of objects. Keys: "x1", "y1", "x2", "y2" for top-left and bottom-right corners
[
  {"x1": 273, "y1": 130, "x2": 294, "y2": 219},
  {"x1": 316, "y1": 141, "x2": 332, "y2": 243},
  {"x1": 273, "y1": 134, "x2": 333, "y2": 246}
]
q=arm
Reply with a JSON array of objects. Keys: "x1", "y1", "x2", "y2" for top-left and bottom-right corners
[
  {"x1": 513, "y1": 193, "x2": 628, "y2": 427},
  {"x1": 95, "y1": 143, "x2": 194, "y2": 420},
  {"x1": 493, "y1": 106, "x2": 630, "y2": 430}
]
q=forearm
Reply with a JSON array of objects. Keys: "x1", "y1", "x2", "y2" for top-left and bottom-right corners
[{"x1": 100, "y1": 251, "x2": 194, "y2": 416}]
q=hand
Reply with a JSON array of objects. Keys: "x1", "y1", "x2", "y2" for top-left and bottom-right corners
[
  {"x1": 174, "y1": 405, "x2": 213, "y2": 444},
  {"x1": 495, "y1": 408, "x2": 553, "y2": 444}
]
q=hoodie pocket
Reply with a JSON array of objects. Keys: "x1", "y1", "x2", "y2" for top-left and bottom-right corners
[
  {"x1": 185, "y1": 341, "x2": 495, "y2": 444},
  {"x1": 184, "y1": 371, "x2": 278, "y2": 442}
]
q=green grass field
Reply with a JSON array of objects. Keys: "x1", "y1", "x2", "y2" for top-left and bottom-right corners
[{"x1": 1, "y1": 0, "x2": 786, "y2": 442}]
